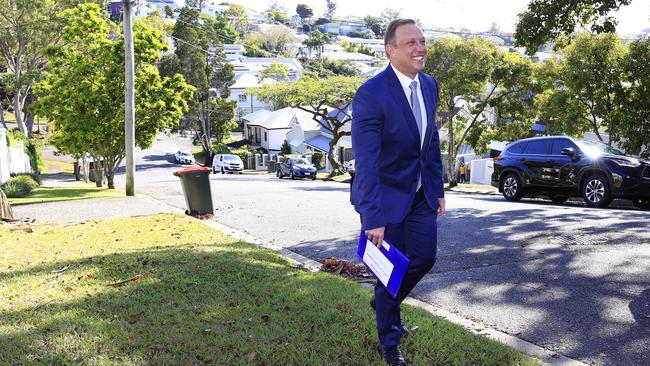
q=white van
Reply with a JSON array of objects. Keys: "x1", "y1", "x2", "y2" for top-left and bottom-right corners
[{"x1": 212, "y1": 154, "x2": 244, "y2": 174}]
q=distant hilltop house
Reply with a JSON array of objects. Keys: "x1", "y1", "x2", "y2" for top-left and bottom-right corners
[
  {"x1": 227, "y1": 72, "x2": 274, "y2": 124},
  {"x1": 319, "y1": 17, "x2": 369, "y2": 36}
]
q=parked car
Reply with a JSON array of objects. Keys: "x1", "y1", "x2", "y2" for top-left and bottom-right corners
[
  {"x1": 213, "y1": 154, "x2": 244, "y2": 174},
  {"x1": 491, "y1": 136, "x2": 650, "y2": 209},
  {"x1": 277, "y1": 157, "x2": 317, "y2": 180},
  {"x1": 174, "y1": 150, "x2": 195, "y2": 164}
]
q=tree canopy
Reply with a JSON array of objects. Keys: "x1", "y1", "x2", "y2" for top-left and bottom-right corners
[
  {"x1": 514, "y1": 0, "x2": 633, "y2": 55},
  {"x1": 34, "y1": 3, "x2": 194, "y2": 188}
]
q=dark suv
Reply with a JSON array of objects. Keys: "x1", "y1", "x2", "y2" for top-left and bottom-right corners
[{"x1": 491, "y1": 136, "x2": 650, "y2": 209}]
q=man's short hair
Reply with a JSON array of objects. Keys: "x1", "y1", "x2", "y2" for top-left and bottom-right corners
[{"x1": 384, "y1": 19, "x2": 417, "y2": 46}]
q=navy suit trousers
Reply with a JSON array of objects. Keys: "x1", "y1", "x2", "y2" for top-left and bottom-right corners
[{"x1": 374, "y1": 189, "x2": 438, "y2": 346}]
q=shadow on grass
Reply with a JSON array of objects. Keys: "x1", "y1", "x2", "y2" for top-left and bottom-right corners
[
  {"x1": 0, "y1": 241, "x2": 537, "y2": 366},
  {"x1": 9, "y1": 187, "x2": 121, "y2": 206}
]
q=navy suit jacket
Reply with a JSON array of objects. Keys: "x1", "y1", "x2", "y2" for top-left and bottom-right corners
[{"x1": 351, "y1": 66, "x2": 445, "y2": 230}]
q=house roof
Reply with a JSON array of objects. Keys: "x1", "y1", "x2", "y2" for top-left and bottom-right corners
[
  {"x1": 262, "y1": 107, "x2": 296, "y2": 129},
  {"x1": 230, "y1": 72, "x2": 275, "y2": 89},
  {"x1": 242, "y1": 109, "x2": 272, "y2": 126},
  {"x1": 294, "y1": 108, "x2": 323, "y2": 132},
  {"x1": 304, "y1": 135, "x2": 331, "y2": 152},
  {"x1": 322, "y1": 51, "x2": 374, "y2": 62}
]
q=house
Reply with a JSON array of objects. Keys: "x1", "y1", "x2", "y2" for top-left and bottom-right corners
[
  {"x1": 319, "y1": 23, "x2": 340, "y2": 35},
  {"x1": 242, "y1": 107, "x2": 303, "y2": 153},
  {"x1": 321, "y1": 51, "x2": 376, "y2": 66},
  {"x1": 339, "y1": 17, "x2": 369, "y2": 36},
  {"x1": 230, "y1": 57, "x2": 304, "y2": 80},
  {"x1": 223, "y1": 44, "x2": 246, "y2": 62},
  {"x1": 227, "y1": 72, "x2": 274, "y2": 123}
]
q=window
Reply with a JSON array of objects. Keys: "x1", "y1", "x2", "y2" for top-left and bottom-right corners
[
  {"x1": 523, "y1": 140, "x2": 551, "y2": 155},
  {"x1": 506, "y1": 142, "x2": 526, "y2": 154},
  {"x1": 239, "y1": 94, "x2": 247, "y2": 102},
  {"x1": 264, "y1": 132, "x2": 267, "y2": 142},
  {"x1": 551, "y1": 139, "x2": 576, "y2": 156}
]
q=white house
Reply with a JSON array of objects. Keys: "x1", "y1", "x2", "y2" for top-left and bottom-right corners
[
  {"x1": 230, "y1": 57, "x2": 304, "y2": 80},
  {"x1": 242, "y1": 107, "x2": 300, "y2": 153},
  {"x1": 321, "y1": 51, "x2": 375, "y2": 66},
  {"x1": 223, "y1": 44, "x2": 246, "y2": 61},
  {"x1": 228, "y1": 72, "x2": 273, "y2": 122}
]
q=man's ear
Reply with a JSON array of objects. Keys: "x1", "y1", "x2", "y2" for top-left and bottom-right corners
[{"x1": 385, "y1": 43, "x2": 394, "y2": 58}]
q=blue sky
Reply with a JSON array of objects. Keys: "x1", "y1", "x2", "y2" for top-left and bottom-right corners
[{"x1": 229, "y1": 0, "x2": 650, "y2": 35}]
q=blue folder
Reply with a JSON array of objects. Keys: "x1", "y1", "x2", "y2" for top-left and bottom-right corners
[{"x1": 356, "y1": 230, "x2": 410, "y2": 298}]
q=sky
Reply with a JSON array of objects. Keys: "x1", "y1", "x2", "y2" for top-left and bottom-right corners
[{"x1": 225, "y1": 0, "x2": 650, "y2": 35}]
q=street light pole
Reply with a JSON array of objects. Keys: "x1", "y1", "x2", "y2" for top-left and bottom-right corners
[{"x1": 123, "y1": 0, "x2": 136, "y2": 196}]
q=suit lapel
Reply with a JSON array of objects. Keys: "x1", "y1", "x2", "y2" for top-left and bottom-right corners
[{"x1": 385, "y1": 67, "x2": 422, "y2": 146}]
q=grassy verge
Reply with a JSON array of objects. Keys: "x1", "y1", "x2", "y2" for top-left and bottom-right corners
[
  {"x1": 0, "y1": 214, "x2": 542, "y2": 365},
  {"x1": 42, "y1": 160, "x2": 75, "y2": 175},
  {"x1": 8, "y1": 185, "x2": 124, "y2": 206}
]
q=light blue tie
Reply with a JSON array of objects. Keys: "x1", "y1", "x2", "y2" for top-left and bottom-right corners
[{"x1": 409, "y1": 80, "x2": 423, "y2": 139}]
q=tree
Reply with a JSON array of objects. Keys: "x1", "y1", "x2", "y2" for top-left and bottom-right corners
[
  {"x1": 425, "y1": 38, "x2": 535, "y2": 187},
  {"x1": 245, "y1": 26, "x2": 297, "y2": 56},
  {"x1": 325, "y1": 0, "x2": 337, "y2": 21},
  {"x1": 537, "y1": 33, "x2": 627, "y2": 144},
  {"x1": 296, "y1": 4, "x2": 314, "y2": 21},
  {"x1": 364, "y1": 15, "x2": 382, "y2": 37},
  {"x1": 214, "y1": 12, "x2": 240, "y2": 43},
  {"x1": 0, "y1": 0, "x2": 98, "y2": 137},
  {"x1": 164, "y1": 5, "x2": 174, "y2": 18},
  {"x1": 224, "y1": 3, "x2": 250, "y2": 36},
  {"x1": 164, "y1": 7, "x2": 236, "y2": 166},
  {"x1": 186, "y1": 0, "x2": 207, "y2": 11},
  {"x1": 619, "y1": 38, "x2": 650, "y2": 157},
  {"x1": 380, "y1": 8, "x2": 401, "y2": 32},
  {"x1": 34, "y1": 3, "x2": 194, "y2": 189},
  {"x1": 302, "y1": 58, "x2": 360, "y2": 78},
  {"x1": 256, "y1": 76, "x2": 364, "y2": 173},
  {"x1": 259, "y1": 62, "x2": 289, "y2": 82},
  {"x1": 266, "y1": 1, "x2": 289, "y2": 23},
  {"x1": 304, "y1": 30, "x2": 330, "y2": 59},
  {"x1": 515, "y1": 0, "x2": 632, "y2": 55}
]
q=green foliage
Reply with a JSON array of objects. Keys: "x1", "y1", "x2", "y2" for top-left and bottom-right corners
[
  {"x1": 9, "y1": 174, "x2": 39, "y2": 189},
  {"x1": 514, "y1": 0, "x2": 632, "y2": 55},
  {"x1": 338, "y1": 40, "x2": 376, "y2": 56},
  {"x1": 11, "y1": 172, "x2": 41, "y2": 186},
  {"x1": 304, "y1": 151, "x2": 324, "y2": 169},
  {"x1": 212, "y1": 142, "x2": 231, "y2": 154},
  {"x1": 296, "y1": 4, "x2": 314, "y2": 19},
  {"x1": 164, "y1": 5, "x2": 174, "y2": 18},
  {"x1": 280, "y1": 139, "x2": 291, "y2": 155},
  {"x1": 303, "y1": 30, "x2": 331, "y2": 59},
  {"x1": 2, "y1": 176, "x2": 34, "y2": 198},
  {"x1": 620, "y1": 37, "x2": 650, "y2": 158},
  {"x1": 364, "y1": 15, "x2": 383, "y2": 36},
  {"x1": 224, "y1": 4, "x2": 250, "y2": 35},
  {"x1": 33, "y1": 3, "x2": 194, "y2": 189},
  {"x1": 325, "y1": 0, "x2": 337, "y2": 21},
  {"x1": 244, "y1": 26, "x2": 297, "y2": 56},
  {"x1": 259, "y1": 62, "x2": 290, "y2": 82},
  {"x1": 302, "y1": 58, "x2": 361, "y2": 78}
]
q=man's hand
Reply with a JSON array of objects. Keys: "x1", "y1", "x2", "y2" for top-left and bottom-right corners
[
  {"x1": 365, "y1": 226, "x2": 385, "y2": 248},
  {"x1": 437, "y1": 197, "x2": 446, "y2": 216}
]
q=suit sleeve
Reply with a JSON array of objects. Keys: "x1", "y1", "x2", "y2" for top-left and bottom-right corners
[
  {"x1": 352, "y1": 85, "x2": 386, "y2": 230},
  {"x1": 431, "y1": 77, "x2": 445, "y2": 198}
]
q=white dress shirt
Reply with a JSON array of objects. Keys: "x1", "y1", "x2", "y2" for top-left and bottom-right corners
[{"x1": 390, "y1": 64, "x2": 428, "y2": 148}]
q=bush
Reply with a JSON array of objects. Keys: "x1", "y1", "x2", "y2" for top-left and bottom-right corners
[
  {"x1": 303, "y1": 151, "x2": 324, "y2": 169},
  {"x1": 231, "y1": 148, "x2": 250, "y2": 169},
  {"x1": 212, "y1": 143, "x2": 231, "y2": 154},
  {"x1": 280, "y1": 140, "x2": 291, "y2": 155},
  {"x1": 2, "y1": 177, "x2": 34, "y2": 198},
  {"x1": 11, "y1": 174, "x2": 39, "y2": 188},
  {"x1": 11, "y1": 172, "x2": 41, "y2": 186}
]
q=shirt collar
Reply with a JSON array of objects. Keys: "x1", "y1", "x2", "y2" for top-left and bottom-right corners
[{"x1": 390, "y1": 63, "x2": 420, "y2": 90}]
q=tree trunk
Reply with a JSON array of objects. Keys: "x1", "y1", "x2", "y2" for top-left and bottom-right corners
[
  {"x1": 105, "y1": 164, "x2": 115, "y2": 189},
  {"x1": 447, "y1": 115, "x2": 457, "y2": 188},
  {"x1": 23, "y1": 93, "x2": 35, "y2": 138},
  {"x1": 327, "y1": 130, "x2": 343, "y2": 176},
  {"x1": 0, "y1": 187, "x2": 14, "y2": 220},
  {"x1": 13, "y1": 91, "x2": 27, "y2": 135},
  {"x1": 0, "y1": 104, "x2": 7, "y2": 130}
]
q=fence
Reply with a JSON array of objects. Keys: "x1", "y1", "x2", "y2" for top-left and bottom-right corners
[{"x1": 0, "y1": 128, "x2": 32, "y2": 184}]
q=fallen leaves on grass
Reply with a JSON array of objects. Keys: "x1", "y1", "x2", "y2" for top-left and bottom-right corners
[
  {"x1": 320, "y1": 258, "x2": 374, "y2": 282},
  {"x1": 128, "y1": 314, "x2": 141, "y2": 324},
  {"x1": 107, "y1": 274, "x2": 142, "y2": 287}
]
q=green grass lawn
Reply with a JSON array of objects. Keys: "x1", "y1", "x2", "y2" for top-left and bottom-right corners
[
  {"x1": 0, "y1": 214, "x2": 543, "y2": 365},
  {"x1": 8, "y1": 185, "x2": 125, "y2": 206}
]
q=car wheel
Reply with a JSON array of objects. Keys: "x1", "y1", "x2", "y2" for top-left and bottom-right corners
[
  {"x1": 550, "y1": 195, "x2": 569, "y2": 204},
  {"x1": 582, "y1": 174, "x2": 612, "y2": 208},
  {"x1": 311, "y1": 174, "x2": 316, "y2": 180},
  {"x1": 632, "y1": 198, "x2": 650, "y2": 210},
  {"x1": 277, "y1": 169, "x2": 282, "y2": 179},
  {"x1": 290, "y1": 171, "x2": 296, "y2": 180},
  {"x1": 501, "y1": 173, "x2": 523, "y2": 201},
  {"x1": 221, "y1": 167, "x2": 225, "y2": 174},
  {"x1": 212, "y1": 167, "x2": 217, "y2": 174}
]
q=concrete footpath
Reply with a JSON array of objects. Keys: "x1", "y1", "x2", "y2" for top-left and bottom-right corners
[{"x1": 10, "y1": 175, "x2": 585, "y2": 366}]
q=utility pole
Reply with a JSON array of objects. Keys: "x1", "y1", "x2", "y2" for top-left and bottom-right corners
[{"x1": 123, "y1": 0, "x2": 136, "y2": 196}]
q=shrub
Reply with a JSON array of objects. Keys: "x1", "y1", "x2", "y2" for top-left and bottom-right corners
[
  {"x1": 280, "y1": 140, "x2": 291, "y2": 155},
  {"x1": 11, "y1": 172, "x2": 41, "y2": 186},
  {"x1": 303, "y1": 151, "x2": 324, "y2": 169},
  {"x1": 11, "y1": 174, "x2": 39, "y2": 189},
  {"x1": 212, "y1": 143, "x2": 231, "y2": 154},
  {"x1": 2, "y1": 177, "x2": 34, "y2": 198}
]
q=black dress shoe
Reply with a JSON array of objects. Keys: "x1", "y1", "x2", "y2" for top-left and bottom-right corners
[
  {"x1": 380, "y1": 344, "x2": 406, "y2": 366},
  {"x1": 370, "y1": 296, "x2": 410, "y2": 338}
]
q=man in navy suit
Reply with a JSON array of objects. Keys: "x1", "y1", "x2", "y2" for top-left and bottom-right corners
[{"x1": 351, "y1": 19, "x2": 445, "y2": 366}]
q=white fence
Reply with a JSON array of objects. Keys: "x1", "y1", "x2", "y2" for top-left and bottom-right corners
[
  {"x1": 0, "y1": 128, "x2": 32, "y2": 184},
  {"x1": 469, "y1": 158, "x2": 494, "y2": 185}
]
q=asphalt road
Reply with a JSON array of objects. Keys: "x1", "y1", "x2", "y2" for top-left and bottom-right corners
[{"x1": 113, "y1": 134, "x2": 650, "y2": 366}]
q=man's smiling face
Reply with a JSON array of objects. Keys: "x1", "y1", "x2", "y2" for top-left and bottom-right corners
[{"x1": 386, "y1": 23, "x2": 427, "y2": 79}]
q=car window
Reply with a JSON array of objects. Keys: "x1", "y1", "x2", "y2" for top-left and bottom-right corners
[
  {"x1": 224, "y1": 155, "x2": 239, "y2": 161},
  {"x1": 551, "y1": 139, "x2": 576, "y2": 156},
  {"x1": 294, "y1": 158, "x2": 309, "y2": 164},
  {"x1": 523, "y1": 140, "x2": 550, "y2": 155},
  {"x1": 506, "y1": 142, "x2": 526, "y2": 154}
]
